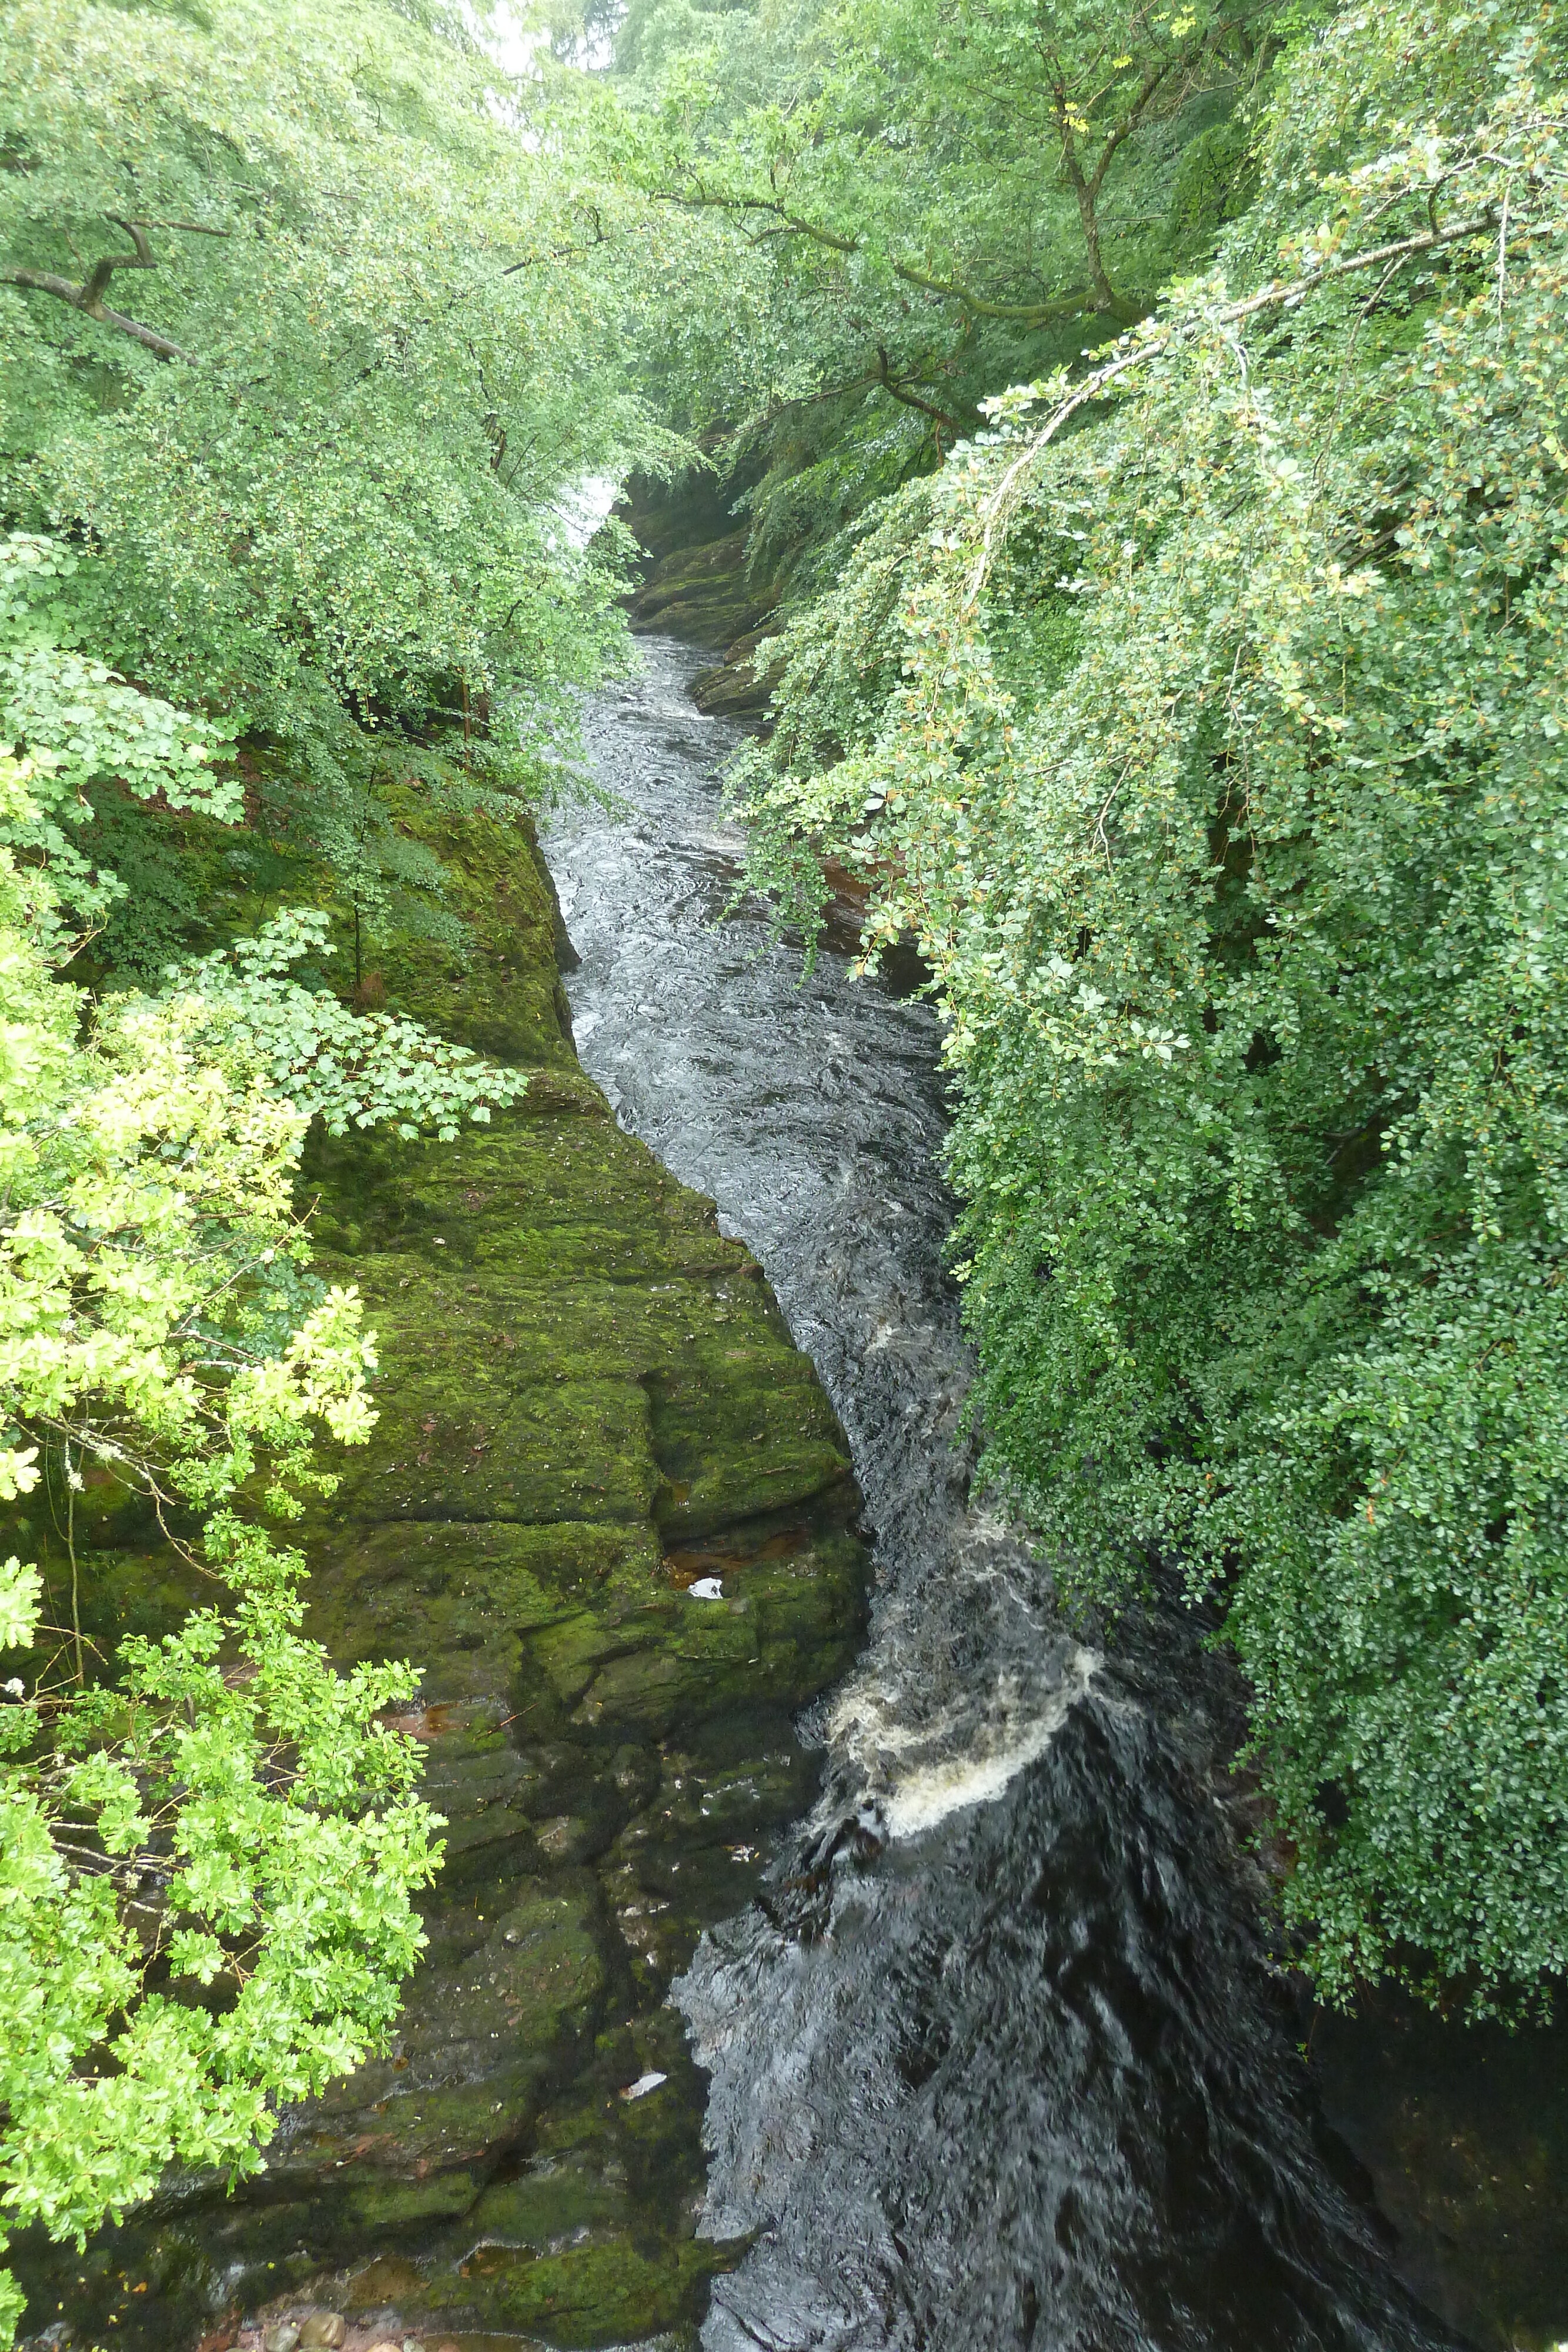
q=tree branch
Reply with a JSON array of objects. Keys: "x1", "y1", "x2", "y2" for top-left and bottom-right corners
[
  {"x1": 1085, "y1": 54, "x2": 1183, "y2": 205},
  {"x1": 1051, "y1": 52, "x2": 1185, "y2": 318},
  {"x1": 78, "y1": 214, "x2": 155, "y2": 307},
  {"x1": 968, "y1": 203, "x2": 1507, "y2": 602},
  {"x1": 499, "y1": 204, "x2": 611, "y2": 275},
  {"x1": 653, "y1": 179, "x2": 1106, "y2": 328},
  {"x1": 875, "y1": 345, "x2": 967, "y2": 439},
  {"x1": 891, "y1": 253, "x2": 1105, "y2": 324},
  {"x1": 1, "y1": 216, "x2": 195, "y2": 361}
]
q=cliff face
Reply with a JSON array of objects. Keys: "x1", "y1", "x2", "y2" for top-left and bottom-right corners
[
  {"x1": 13, "y1": 794, "x2": 865, "y2": 2351},
  {"x1": 619, "y1": 467, "x2": 787, "y2": 721}
]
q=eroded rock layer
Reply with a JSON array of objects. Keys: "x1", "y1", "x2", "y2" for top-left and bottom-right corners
[{"x1": 618, "y1": 467, "x2": 784, "y2": 719}]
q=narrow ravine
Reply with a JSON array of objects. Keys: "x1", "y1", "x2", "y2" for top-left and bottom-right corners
[
  {"x1": 13, "y1": 635, "x2": 1534, "y2": 2352},
  {"x1": 547, "y1": 636, "x2": 1463, "y2": 2352}
]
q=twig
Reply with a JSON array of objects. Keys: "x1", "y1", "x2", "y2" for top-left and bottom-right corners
[{"x1": 67, "y1": 1449, "x2": 83, "y2": 1686}]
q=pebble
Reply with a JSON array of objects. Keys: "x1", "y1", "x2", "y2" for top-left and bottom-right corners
[
  {"x1": 262, "y1": 2328, "x2": 300, "y2": 2352},
  {"x1": 298, "y1": 2320, "x2": 346, "y2": 2351}
]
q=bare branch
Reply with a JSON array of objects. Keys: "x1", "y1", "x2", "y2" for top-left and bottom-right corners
[
  {"x1": 123, "y1": 218, "x2": 232, "y2": 237},
  {"x1": 79, "y1": 214, "x2": 155, "y2": 308}
]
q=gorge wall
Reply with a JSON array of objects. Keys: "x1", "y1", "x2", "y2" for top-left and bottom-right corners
[{"x1": 11, "y1": 793, "x2": 867, "y2": 2350}]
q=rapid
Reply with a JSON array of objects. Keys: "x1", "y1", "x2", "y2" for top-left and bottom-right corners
[{"x1": 545, "y1": 633, "x2": 1458, "y2": 2352}]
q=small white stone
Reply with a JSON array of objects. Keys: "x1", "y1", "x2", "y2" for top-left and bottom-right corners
[
  {"x1": 687, "y1": 1576, "x2": 724, "y2": 1600},
  {"x1": 619, "y1": 2070, "x2": 668, "y2": 2102}
]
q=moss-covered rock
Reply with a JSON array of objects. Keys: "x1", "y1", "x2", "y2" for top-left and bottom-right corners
[
  {"x1": 625, "y1": 531, "x2": 778, "y2": 653},
  {"x1": 422, "y1": 2233, "x2": 735, "y2": 2345},
  {"x1": 617, "y1": 465, "x2": 784, "y2": 713},
  {"x1": 11, "y1": 793, "x2": 865, "y2": 2352},
  {"x1": 690, "y1": 624, "x2": 787, "y2": 721}
]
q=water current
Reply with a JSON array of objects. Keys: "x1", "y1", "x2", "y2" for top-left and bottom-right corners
[{"x1": 546, "y1": 635, "x2": 1464, "y2": 2352}]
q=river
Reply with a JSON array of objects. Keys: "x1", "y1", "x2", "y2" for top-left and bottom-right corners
[
  {"x1": 11, "y1": 629, "x2": 1541, "y2": 2352},
  {"x1": 545, "y1": 633, "x2": 1466, "y2": 2352}
]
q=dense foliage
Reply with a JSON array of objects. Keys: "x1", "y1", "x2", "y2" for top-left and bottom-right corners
[
  {"x1": 7, "y1": 0, "x2": 1568, "y2": 2320},
  {"x1": 2, "y1": 0, "x2": 663, "y2": 971},
  {"x1": 730, "y1": 0, "x2": 1568, "y2": 2013},
  {"x1": 0, "y1": 4, "x2": 666, "y2": 2335},
  {"x1": 0, "y1": 706, "x2": 468, "y2": 2344},
  {"x1": 591, "y1": 0, "x2": 1290, "y2": 593}
]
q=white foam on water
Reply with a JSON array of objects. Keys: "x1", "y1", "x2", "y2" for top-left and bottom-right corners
[{"x1": 881, "y1": 1647, "x2": 1100, "y2": 1840}]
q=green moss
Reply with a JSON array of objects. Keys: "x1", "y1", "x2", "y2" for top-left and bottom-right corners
[
  {"x1": 423, "y1": 2233, "x2": 740, "y2": 2345},
  {"x1": 14, "y1": 800, "x2": 867, "y2": 2352},
  {"x1": 459, "y1": 2165, "x2": 627, "y2": 2254},
  {"x1": 336, "y1": 2173, "x2": 482, "y2": 2231}
]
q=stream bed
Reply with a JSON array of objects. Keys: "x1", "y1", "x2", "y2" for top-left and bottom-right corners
[{"x1": 548, "y1": 634, "x2": 1562, "y2": 2352}]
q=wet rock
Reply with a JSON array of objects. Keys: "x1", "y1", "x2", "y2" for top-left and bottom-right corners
[
  {"x1": 418, "y1": 2226, "x2": 737, "y2": 2344},
  {"x1": 625, "y1": 530, "x2": 778, "y2": 650},
  {"x1": 9, "y1": 760, "x2": 865, "y2": 2351},
  {"x1": 691, "y1": 624, "x2": 787, "y2": 720},
  {"x1": 296, "y1": 2320, "x2": 345, "y2": 2351},
  {"x1": 263, "y1": 1875, "x2": 607, "y2": 2207},
  {"x1": 618, "y1": 456, "x2": 785, "y2": 711}
]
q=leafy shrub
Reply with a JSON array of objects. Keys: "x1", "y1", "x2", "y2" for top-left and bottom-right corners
[{"x1": 734, "y1": 0, "x2": 1568, "y2": 2013}]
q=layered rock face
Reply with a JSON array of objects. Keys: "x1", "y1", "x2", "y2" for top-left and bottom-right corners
[
  {"x1": 13, "y1": 799, "x2": 865, "y2": 2351},
  {"x1": 619, "y1": 470, "x2": 785, "y2": 720}
]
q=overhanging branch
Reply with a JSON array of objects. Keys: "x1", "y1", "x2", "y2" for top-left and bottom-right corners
[
  {"x1": 651, "y1": 179, "x2": 1109, "y2": 329},
  {"x1": 968, "y1": 203, "x2": 1509, "y2": 602},
  {"x1": 1, "y1": 216, "x2": 196, "y2": 361},
  {"x1": 875, "y1": 345, "x2": 967, "y2": 440}
]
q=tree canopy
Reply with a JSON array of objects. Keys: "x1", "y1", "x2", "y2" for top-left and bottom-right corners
[
  {"x1": 727, "y1": 0, "x2": 1568, "y2": 2014},
  {"x1": 0, "y1": 5, "x2": 668, "y2": 2338},
  {"x1": 2, "y1": 0, "x2": 669, "y2": 968},
  {"x1": 590, "y1": 0, "x2": 1289, "y2": 592}
]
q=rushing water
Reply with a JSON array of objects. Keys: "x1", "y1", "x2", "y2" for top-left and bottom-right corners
[{"x1": 545, "y1": 636, "x2": 1463, "y2": 2352}]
